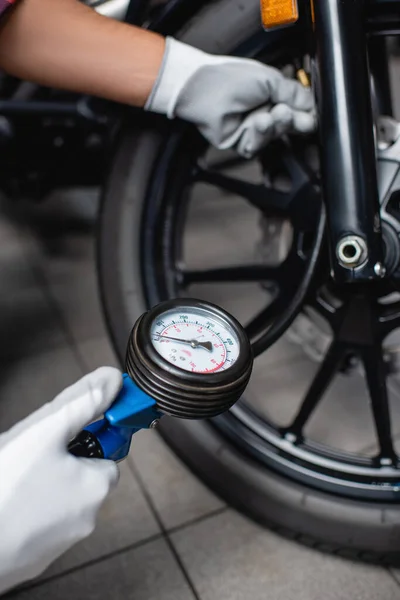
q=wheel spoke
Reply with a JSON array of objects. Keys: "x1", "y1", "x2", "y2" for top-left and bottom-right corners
[
  {"x1": 245, "y1": 298, "x2": 281, "y2": 339},
  {"x1": 179, "y1": 265, "x2": 280, "y2": 286},
  {"x1": 285, "y1": 341, "x2": 345, "y2": 437},
  {"x1": 362, "y1": 345, "x2": 397, "y2": 462},
  {"x1": 194, "y1": 168, "x2": 290, "y2": 213}
]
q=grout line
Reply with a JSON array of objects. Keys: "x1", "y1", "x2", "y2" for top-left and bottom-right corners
[
  {"x1": 4, "y1": 458, "x2": 226, "y2": 598},
  {"x1": 168, "y1": 506, "x2": 228, "y2": 536},
  {"x1": 19, "y1": 234, "x2": 102, "y2": 374},
  {"x1": 25, "y1": 260, "x2": 89, "y2": 375},
  {"x1": 127, "y1": 459, "x2": 202, "y2": 600},
  {"x1": 388, "y1": 567, "x2": 400, "y2": 589},
  {"x1": 3, "y1": 532, "x2": 164, "y2": 598},
  {"x1": 25, "y1": 253, "x2": 119, "y2": 376}
]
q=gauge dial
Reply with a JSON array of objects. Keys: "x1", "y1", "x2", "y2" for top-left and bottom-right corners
[
  {"x1": 150, "y1": 306, "x2": 240, "y2": 373},
  {"x1": 126, "y1": 298, "x2": 253, "y2": 419}
]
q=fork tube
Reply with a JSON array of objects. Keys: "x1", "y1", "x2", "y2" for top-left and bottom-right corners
[{"x1": 313, "y1": 0, "x2": 384, "y2": 282}]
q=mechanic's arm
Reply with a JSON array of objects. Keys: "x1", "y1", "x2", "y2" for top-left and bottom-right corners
[
  {"x1": 0, "y1": 0, "x2": 164, "y2": 105},
  {"x1": 0, "y1": 0, "x2": 315, "y2": 156}
]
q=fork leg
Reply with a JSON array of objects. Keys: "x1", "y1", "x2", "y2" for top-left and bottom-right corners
[{"x1": 313, "y1": 0, "x2": 384, "y2": 282}]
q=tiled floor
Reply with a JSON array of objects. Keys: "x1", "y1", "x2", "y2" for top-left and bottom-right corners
[
  {"x1": 1, "y1": 182, "x2": 400, "y2": 600},
  {"x1": 2, "y1": 57, "x2": 400, "y2": 597}
]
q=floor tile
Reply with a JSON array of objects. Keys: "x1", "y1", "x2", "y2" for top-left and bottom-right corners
[
  {"x1": 0, "y1": 231, "x2": 36, "y2": 290},
  {"x1": 0, "y1": 345, "x2": 83, "y2": 433},
  {"x1": 16, "y1": 217, "x2": 96, "y2": 288},
  {"x1": 10, "y1": 538, "x2": 195, "y2": 600},
  {"x1": 0, "y1": 214, "x2": 68, "y2": 358},
  {"x1": 48, "y1": 271, "x2": 108, "y2": 344},
  {"x1": 76, "y1": 336, "x2": 120, "y2": 373},
  {"x1": 171, "y1": 510, "x2": 400, "y2": 600},
  {"x1": 41, "y1": 462, "x2": 160, "y2": 578},
  {"x1": 390, "y1": 568, "x2": 400, "y2": 586},
  {"x1": 5, "y1": 189, "x2": 105, "y2": 346},
  {"x1": 1, "y1": 188, "x2": 97, "y2": 270},
  {"x1": 0, "y1": 286, "x2": 67, "y2": 360},
  {"x1": 129, "y1": 429, "x2": 225, "y2": 530},
  {"x1": 37, "y1": 234, "x2": 96, "y2": 287}
]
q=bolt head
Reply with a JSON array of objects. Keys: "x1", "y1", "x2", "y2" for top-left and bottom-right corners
[
  {"x1": 336, "y1": 236, "x2": 368, "y2": 268},
  {"x1": 149, "y1": 419, "x2": 160, "y2": 429},
  {"x1": 374, "y1": 262, "x2": 386, "y2": 278}
]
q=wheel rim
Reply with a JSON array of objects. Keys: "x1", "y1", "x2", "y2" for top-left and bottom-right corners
[{"x1": 137, "y1": 43, "x2": 400, "y2": 500}]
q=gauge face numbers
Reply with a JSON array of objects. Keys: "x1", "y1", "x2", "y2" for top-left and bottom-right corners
[{"x1": 150, "y1": 307, "x2": 240, "y2": 374}]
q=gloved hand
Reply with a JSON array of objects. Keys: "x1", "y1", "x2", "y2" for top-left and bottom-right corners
[
  {"x1": 146, "y1": 37, "x2": 315, "y2": 158},
  {"x1": 0, "y1": 367, "x2": 122, "y2": 595}
]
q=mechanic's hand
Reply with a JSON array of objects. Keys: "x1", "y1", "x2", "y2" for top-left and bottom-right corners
[
  {"x1": 0, "y1": 367, "x2": 122, "y2": 595},
  {"x1": 146, "y1": 37, "x2": 316, "y2": 158}
]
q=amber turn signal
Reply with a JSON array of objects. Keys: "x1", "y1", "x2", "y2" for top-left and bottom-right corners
[{"x1": 260, "y1": 0, "x2": 299, "y2": 29}]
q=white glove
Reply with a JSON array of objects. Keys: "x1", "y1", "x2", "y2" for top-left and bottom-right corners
[
  {"x1": 0, "y1": 367, "x2": 122, "y2": 595},
  {"x1": 146, "y1": 37, "x2": 316, "y2": 158}
]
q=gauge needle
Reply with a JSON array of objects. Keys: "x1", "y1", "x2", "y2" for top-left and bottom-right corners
[{"x1": 154, "y1": 333, "x2": 213, "y2": 352}]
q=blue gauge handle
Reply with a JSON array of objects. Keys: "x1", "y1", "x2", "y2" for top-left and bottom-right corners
[{"x1": 68, "y1": 373, "x2": 162, "y2": 461}]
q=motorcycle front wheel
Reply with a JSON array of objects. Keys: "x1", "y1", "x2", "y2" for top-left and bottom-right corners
[{"x1": 98, "y1": 0, "x2": 400, "y2": 561}]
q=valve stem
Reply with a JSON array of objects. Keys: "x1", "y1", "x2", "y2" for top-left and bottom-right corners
[{"x1": 297, "y1": 68, "x2": 311, "y2": 87}]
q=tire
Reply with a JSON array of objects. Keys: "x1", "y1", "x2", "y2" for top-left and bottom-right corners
[{"x1": 98, "y1": 0, "x2": 400, "y2": 561}]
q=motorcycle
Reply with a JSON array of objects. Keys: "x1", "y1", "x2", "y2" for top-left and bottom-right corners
[
  {"x1": 2, "y1": 0, "x2": 400, "y2": 560},
  {"x1": 98, "y1": 0, "x2": 400, "y2": 561}
]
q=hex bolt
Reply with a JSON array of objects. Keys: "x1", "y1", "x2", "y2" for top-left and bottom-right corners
[
  {"x1": 336, "y1": 236, "x2": 368, "y2": 268},
  {"x1": 149, "y1": 419, "x2": 160, "y2": 429}
]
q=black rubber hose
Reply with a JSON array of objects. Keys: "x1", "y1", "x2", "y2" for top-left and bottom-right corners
[{"x1": 252, "y1": 204, "x2": 326, "y2": 358}]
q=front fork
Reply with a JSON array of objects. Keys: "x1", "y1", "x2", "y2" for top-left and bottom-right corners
[{"x1": 313, "y1": 0, "x2": 385, "y2": 282}]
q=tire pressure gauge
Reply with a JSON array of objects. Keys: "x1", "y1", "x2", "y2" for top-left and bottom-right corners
[
  {"x1": 68, "y1": 299, "x2": 253, "y2": 461},
  {"x1": 126, "y1": 298, "x2": 252, "y2": 419}
]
